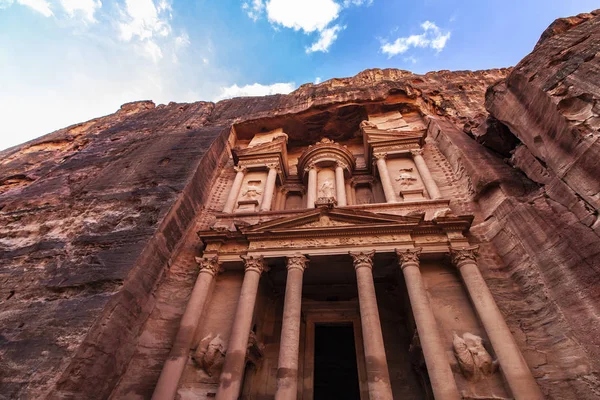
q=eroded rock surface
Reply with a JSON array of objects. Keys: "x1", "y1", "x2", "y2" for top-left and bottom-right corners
[{"x1": 0, "y1": 9, "x2": 599, "y2": 400}]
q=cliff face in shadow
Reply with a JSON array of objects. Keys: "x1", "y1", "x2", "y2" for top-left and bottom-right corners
[{"x1": 1, "y1": 10, "x2": 599, "y2": 400}]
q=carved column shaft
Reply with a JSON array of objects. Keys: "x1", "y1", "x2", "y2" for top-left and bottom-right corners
[
  {"x1": 275, "y1": 255, "x2": 309, "y2": 400},
  {"x1": 216, "y1": 256, "x2": 268, "y2": 400},
  {"x1": 260, "y1": 165, "x2": 278, "y2": 211},
  {"x1": 411, "y1": 149, "x2": 441, "y2": 200},
  {"x1": 350, "y1": 251, "x2": 393, "y2": 400},
  {"x1": 223, "y1": 166, "x2": 246, "y2": 213},
  {"x1": 335, "y1": 163, "x2": 347, "y2": 206},
  {"x1": 306, "y1": 166, "x2": 317, "y2": 208},
  {"x1": 375, "y1": 154, "x2": 397, "y2": 203},
  {"x1": 152, "y1": 257, "x2": 221, "y2": 400},
  {"x1": 396, "y1": 249, "x2": 461, "y2": 400},
  {"x1": 345, "y1": 182, "x2": 354, "y2": 205},
  {"x1": 451, "y1": 247, "x2": 544, "y2": 400}
]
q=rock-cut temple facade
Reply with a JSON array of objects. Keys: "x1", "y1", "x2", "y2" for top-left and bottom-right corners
[{"x1": 1, "y1": 9, "x2": 600, "y2": 400}]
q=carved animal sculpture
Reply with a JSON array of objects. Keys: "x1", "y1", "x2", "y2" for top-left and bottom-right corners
[
  {"x1": 192, "y1": 333, "x2": 227, "y2": 377},
  {"x1": 452, "y1": 332, "x2": 498, "y2": 381}
]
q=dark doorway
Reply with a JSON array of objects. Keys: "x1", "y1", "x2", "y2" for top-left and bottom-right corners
[{"x1": 314, "y1": 324, "x2": 361, "y2": 399}]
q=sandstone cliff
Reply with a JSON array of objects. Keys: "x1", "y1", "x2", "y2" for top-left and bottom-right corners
[{"x1": 1, "y1": 10, "x2": 599, "y2": 400}]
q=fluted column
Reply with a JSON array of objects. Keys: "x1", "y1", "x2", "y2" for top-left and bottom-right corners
[
  {"x1": 374, "y1": 153, "x2": 396, "y2": 203},
  {"x1": 335, "y1": 161, "x2": 347, "y2": 206},
  {"x1": 305, "y1": 163, "x2": 317, "y2": 208},
  {"x1": 411, "y1": 149, "x2": 441, "y2": 200},
  {"x1": 223, "y1": 166, "x2": 246, "y2": 213},
  {"x1": 396, "y1": 249, "x2": 460, "y2": 400},
  {"x1": 152, "y1": 256, "x2": 221, "y2": 400},
  {"x1": 275, "y1": 255, "x2": 309, "y2": 400},
  {"x1": 451, "y1": 247, "x2": 544, "y2": 400},
  {"x1": 260, "y1": 164, "x2": 278, "y2": 211},
  {"x1": 350, "y1": 251, "x2": 393, "y2": 400},
  {"x1": 216, "y1": 256, "x2": 268, "y2": 400}
]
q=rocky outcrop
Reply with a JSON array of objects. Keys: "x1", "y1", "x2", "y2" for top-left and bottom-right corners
[{"x1": 1, "y1": 9, "x2": 600, "y2": 399}]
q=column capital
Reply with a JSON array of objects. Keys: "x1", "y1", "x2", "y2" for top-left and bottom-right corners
[
  {"x1": 233, "y1": 165, "x2": 247, "y2": 173},
  {"x1": 450, "y1": 246, "x2": 480, "y2": 269},
  {"x1": 373, "y1": 152, "x2": 388, "y2": 161},
  {"x1": 349, "y1": 250, "x2": 376, "y2": 270},
  {"x1": 286, "y1": 254, "x2": 309, "y2": 272},
  {"x1": 395, "y1": 248, "x2": 422, "y2": 270},
  {"x1": 410, "y1": 148, "x2": 424, "y2": 157},
  {"x1": 195, "y1": 255, "x2": 223, "y2": 276},
  {"x1": 304, "y1": 162, "x2": 317, "y2": 173},
  {"x1": 266, "y1": 162, "x2": 280, "y2": 171},
  {"x1": 335, "y1": 160, "x2": 348, "y2": 170},
  {"x1": 241, "y1": 255, "x2": 269, "y2": 274}
]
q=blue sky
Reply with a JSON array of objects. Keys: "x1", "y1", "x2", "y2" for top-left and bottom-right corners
[{"x1": 0, "y1": 0, "x2": 597, "y2": 150}]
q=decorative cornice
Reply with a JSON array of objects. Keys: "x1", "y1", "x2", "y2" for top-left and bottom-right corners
[
  {"x1": 450, "y1": 246, "x2": 479, "y2": 269},
  {"x1": 241, "y1": 254, "x2": 269, "y2": 274},
  {"x1": 194, "y1": 255, "x2": 222, "y2": 276},
  {"x1": 395, "y1": 248, "x2": 422, "y2": 270},
  {"x1": 286, "y1": 254, "x2": 309, "y2": 272},
  {"x1": 349, "y1": 250, "x2": 375, "y2": 270}
]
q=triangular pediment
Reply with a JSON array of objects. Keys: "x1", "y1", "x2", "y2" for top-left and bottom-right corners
[
  {"x1": 240, "y1": 207, "x2": 424, "y2": 235},
  {"x1": 234, "y1": 136, "x2": 287, "y2": 157},
  {"x1": 363, "y1": 128, "x2": 425, "y2": 143}
]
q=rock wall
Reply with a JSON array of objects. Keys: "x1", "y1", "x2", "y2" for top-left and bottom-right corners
[{"x1": 1, "y1": 9, "x2": 599, "y2": 399}]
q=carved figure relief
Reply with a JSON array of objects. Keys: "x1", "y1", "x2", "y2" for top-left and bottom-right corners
[
  {"x1": 319, "y1": 179, "x2": 335, "y2": 198},
  {"x1": 241, "y1": 180, "x2": 263, "y2": 200},
  {"x1": 452, "y1": 332, "x2": 498, "y2": 381},
  {"x1": 193, "y1": 333, "x2": 227, "y2": 376},
  {"x1": 395, "y1": 168, "x2": 418, "y2": 187}
]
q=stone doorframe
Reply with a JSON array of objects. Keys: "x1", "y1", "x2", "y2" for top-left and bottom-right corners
[{"x1": 300, "y1": 300, "x2": 369, "y2": 400}]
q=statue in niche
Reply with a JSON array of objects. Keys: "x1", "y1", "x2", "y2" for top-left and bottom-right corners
[
  {"x1": 452, "y1": 332, "x2": 498, "y2": 381},
  {"x1": 319, "y1": 179, "x2": 335, "y2": 198},
  {"x1": 241, "y1": 180, "x2": 262, "y2": 200},
  {"x1": 193, "y1": 333, "x2": 227, "y2": 377}
]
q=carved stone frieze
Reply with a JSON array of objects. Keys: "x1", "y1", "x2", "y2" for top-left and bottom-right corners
[
  {"x1": 349, "y1": 250, "x2": 375, "y2": 270},
  {"x1": 192, "y1": 333, "x2": 227, "y2": 377}
]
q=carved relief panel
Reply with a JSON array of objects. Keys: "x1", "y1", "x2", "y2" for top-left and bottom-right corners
[
  {"x1": 236, "y1": 171, "x2": 268, "y2": 212},
  {"x1": 387, "y1": 157, "x2": 426, "y2": 201},
  {"x1": 317, "y1": 168, "x2": 336, "y2": 200}
]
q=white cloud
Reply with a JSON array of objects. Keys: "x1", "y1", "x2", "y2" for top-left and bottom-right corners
[
  {"x1": 242, "y1": 0, "x2": 263, "y2": 22},
  {"x1": 214, "y1": 82, "x2": 296, "y2": 101},
  {"x1": 118, "y1": 0, "x2": 172, "y2": 42},
  {"x1": 314, "y1": 77, "x2": 322, "y2": 84},
  {"x1": 404, "y1": 55, "x2": 417, "y2": 64},
  {"x1": 306, "y1": 24, "x2": 344, "y2": 53},
  {"x1": 342, "y1": 0, "x2": 372, "y2": 6},
  {"x1": 141, "y1": 40, "x2": 162, "y2": 62},
  {"x1": 381, "y1": 20, "x2": 451, "y2": 57},
  {"x1": 0, "y1": 0, "x2": 14, "y2": 9},
  {"x1": 266, "y1": 0, "x2": 340, "y2": 33},
  {"x1": 17, "y1": 0, "x2": 53, "y2": 16},
  {"x1": 59, "y1": 0, "x2": 102, "y2": 22}
]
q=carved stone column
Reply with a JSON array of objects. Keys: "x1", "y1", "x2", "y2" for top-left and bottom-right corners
[
  {"x1": 451, "y1": 247, "x2": 544, "y2": 400},
  {"x1": 396, "y1": 249, "x2": 461, "y2": 400},
  {"x1": 374, "y1": 153, "x2": 397, "y2": 203},
  {"x1": 152, "y1": 256, "x2": 221, "y2": 400},
  {"x1": 411, "y1": 149, "x2": 441, "y2": 200},
  {"x1": 345, "y1": 181, "x2": 354, "y2": 205},
  {"x1": 260, "y1": 164, "x2": 278, "y2": 211},
  {"x1": 335, "y1": 161, "x2": 347, "y2": 206},
  {"x1": 223, "y1": 166, "x2": 246, "y2": 213},
  {"x1": 350, "y1": 251, "x2": 393, "y2": 400},
  {"x1": 216, "y1": 256, "x2": 268, "y2": 400},
  {"x1": 275, "y1": 255, "x2": 309, "y2": 400},
  {"x1": 305, "y1": 163, "x2": 317, "y2": 208}
]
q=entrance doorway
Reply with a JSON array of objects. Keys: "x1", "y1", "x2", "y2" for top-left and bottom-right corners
[{"x1": 313, "y1": 324, "x2": 361, "y2": 399}]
